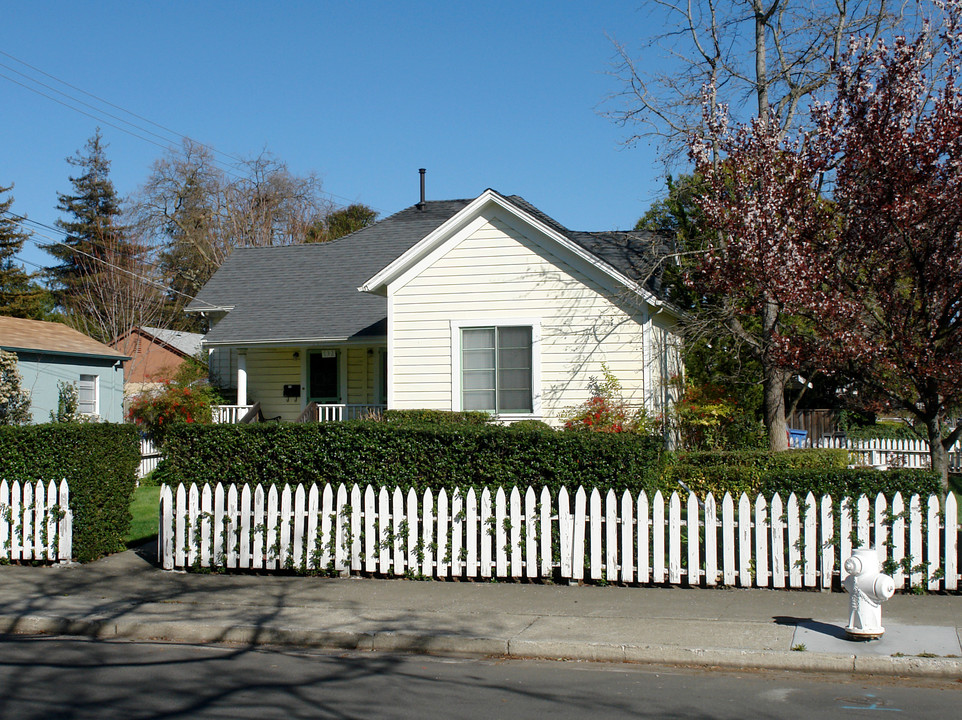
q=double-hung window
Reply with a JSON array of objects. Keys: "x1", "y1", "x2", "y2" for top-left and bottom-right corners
[
  {"x1": 77, "y1": 374, "x2": 98, "y2": 415},
  {"x1": 461, "y1": 326, "x2": 533, "y2": 414}
]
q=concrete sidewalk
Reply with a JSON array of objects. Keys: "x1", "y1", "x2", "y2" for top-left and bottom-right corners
[{"x1": 1, "y1": 543, "x2": 960, "y2": 678}]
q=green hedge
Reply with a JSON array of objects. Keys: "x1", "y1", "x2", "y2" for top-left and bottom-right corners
[
  {"x1": 0, "y1": 424, "x2": 140, "y2": 562},
  {"x1": 664, "y1": 463, "x2": 940, "y2": 499},
  {"x1": 382, "y1": 409, "x2": 492, "y2": 426},
  {"x1": 154, "y1": 422, "x2": 668, "y2": 495}
]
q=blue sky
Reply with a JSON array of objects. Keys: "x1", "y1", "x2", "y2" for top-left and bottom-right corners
[{"x1": 1, "y1": 2, "x2": 672, "y2": 273}]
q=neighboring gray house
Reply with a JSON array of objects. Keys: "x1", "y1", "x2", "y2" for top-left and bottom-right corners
[
  {"x1": 189, "y1": 189, "x2": 681, "y2": 425},
  {"x1": 0, "y1": 316, "x2": 128, "y2": 423}
]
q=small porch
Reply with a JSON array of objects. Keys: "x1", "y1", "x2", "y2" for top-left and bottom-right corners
[{"x1": 209, "y1": 341, "x2": 387, "y2": 423}]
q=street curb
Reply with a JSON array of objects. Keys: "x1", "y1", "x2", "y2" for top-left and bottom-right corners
[{"x1": 2, "y1": 614, "x2": 960, "y2": 679}]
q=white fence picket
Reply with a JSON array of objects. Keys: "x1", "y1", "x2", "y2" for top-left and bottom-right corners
[
  {"x1": 572, "y1": 487, "x2": 587, "y2": 582},
  {"x1": 240, "y1": 484, "x2": 252, "y2": 568},
  {"x1": 525, "y1": 487, "x2": 538, "y2": 579},
  {"x1": 351, "y1": 484, "x2": 362, "y2": 571},
  {"x1": 703, "y1": 493, "x2": 717, "y2": 587},
  {"x1": 589, "y1": 488, "x2": 602, "y2": 581},
  {"x1": 465, "y1": 488, "x2": 478, "y2": 578},
  {"x1": 652, "y1": 491, "x2": 665, "y2": 584},
  {"x1": 754, "y1": 495, "x2": 769, "y2": 588},
  {"x1": 292, "y1": 485, "x2": 305, "y2": 570},
  {"x1": 787, "y1": 493, "x2": 802, "y2": 588},
  {"x1": 605, "y1": 490, "x2": 618, "y2": 583},
  {"x1": 686, "y1": 492, "x2": 699, "y2": 586},
  {"x1": 891, "y1": 492, "x2": 906, "y2": 587},
  {"x1": 364, "y1": 485, "x2": 377, "y2": 573},
  {"x1": 252, "y1": 485, "x2": 265, "y2": 570},
  {"x1": 820, "y1": 495, "x2": 834, "y2": 590},
  {"x1": 539, "y1": 487, "x2": 552, "y2": 578},
  {"x1": 452, "y1": 488, "x2": 464, "y2": 578},
  {"x1": 738, "y1": 494, "x2": 752, "y2": 588},
  {"x1": 279, "y1": 485, "x2": 291, "y2": 569},
  {"x1": 480, "y1": 488, "x2": 493, "y2": 578},
  {"x1": 623, "y1": 491, "x2": 636, "y2": 584},
  {"x1": 392, "y1": 487, "x2": 404, "y2": 574},
  {"x1": 927, "y1": 495, "x2": 940, "y2": 591},
  {"x1": 378, "y1": 487, "x2": 391, "y2": 574},
  {"x1": 668, "y1": 492, "x2": 681, "y2": 584},
  {"x1": 770, "y1": 494, "x2": 785, "y2": 589},
  {"x1": 909, "y1": 494, "x2": 923, "y2": 587},
  {"x1": 722, "y1": 493, "x2": 735, "y2": 586},
  {"x1": 945, "y1": 493, "x2": 959, "y2": 591},
  {"x1": 0, "y1": 481, "x2": 9, "y2": 560},
  {"x1": 423, "y1": 488, "x2": 435, "y2": 578},
  {"x1": 437, "y1": 489, "x2": 449, "y2": 578},
  {"x1": 510, "y1": 487, "x2": 522, "y2": 578},
  {"x1": 495, "y1": 487, "x2": 508, "y2": 577},
  {"x1": 804, "y1": 492, "x2": 817, "y2": 588}
]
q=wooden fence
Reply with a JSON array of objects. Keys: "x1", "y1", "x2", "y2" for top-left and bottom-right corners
[
  {"x1": 158, "y1": 483, "x2": 960, "y2": 592},
  {"x1": 0, "y1": 479, "x2": 72, "y2": 562}
]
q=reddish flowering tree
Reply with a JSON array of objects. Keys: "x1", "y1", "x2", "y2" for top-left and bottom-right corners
[
  {"x1": 690, "y1": 110, "x2": 833, "y2": 451},
  {"x1": 808, "y1": 5, "x2": 962, "y2": 487}
]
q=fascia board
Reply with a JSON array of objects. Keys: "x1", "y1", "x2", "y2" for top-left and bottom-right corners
[
  {"x1": 202, "y1": 336, "x2": 387, "y2": 349},
  {"x1": 358, "y1": 190, "x2": 503, "y2": 294}
]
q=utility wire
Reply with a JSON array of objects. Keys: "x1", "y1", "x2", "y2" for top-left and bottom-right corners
[
  {"x1": 3, "y1": 211, "x2": 217, "y2": 308},
  {"x1": 0, "y1": 49, "x2": 379, "y2": 210}
]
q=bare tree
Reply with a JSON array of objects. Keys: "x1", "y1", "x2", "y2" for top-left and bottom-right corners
[
  {"x1": 606, "y1": 1, "x2": 909, "y2": 161},
  {"x1": 133, "y1": 140, "x2": 333, "y2": 325}
]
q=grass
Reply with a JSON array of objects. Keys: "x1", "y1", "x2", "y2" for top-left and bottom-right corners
[{"x1": 126, "y1": 483, "x2": 161, "y2": 548}]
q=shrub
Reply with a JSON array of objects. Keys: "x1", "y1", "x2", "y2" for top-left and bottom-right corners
[
  {"x1": 155, "y1": 421, "x2": 668, "y2": 496},
  {"x1": 127, "y1": 359, "x2": 220, "y2": 444},
  {"x1": 660, "y1": 449, "x2": 939, "y2": 498},
  {"x1": 562, "y1": 365, "x2": 655, "y2": 433},
  {"x1": 508, "y1": 419, "x2": 554, "y2": 432},
  {"x1": 0, "y1": 423, "x2": 140, "y2": 562},
  {"x1": 0, "y1": 349, "x2": 31, "y2": 425},
  {"x1": 672, "y1": 382, "x2": 767, "y2": 450},
  {"x1": 381, "y1": 409, "x2": 492, "y2": 426}
]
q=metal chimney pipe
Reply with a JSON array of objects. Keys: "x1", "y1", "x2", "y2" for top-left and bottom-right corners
[{"x1": 418, "y1": 168, "x2": 426, "y2": 210}]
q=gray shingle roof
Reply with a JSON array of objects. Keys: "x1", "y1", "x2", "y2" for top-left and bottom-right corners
[
  {"x1": 189, "y1": 200, "x2": 471, "y2": 345},
  {"x1": 190, "y1": 193, "x2": 672, "y2": 346}
]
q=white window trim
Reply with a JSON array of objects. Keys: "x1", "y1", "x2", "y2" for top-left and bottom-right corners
[
  {"x1": 78, "y1": 374, "x2": 99, "y2": 416},
  {"x1": 450, "y1": 318, "x2": 541, "y2": 418}
]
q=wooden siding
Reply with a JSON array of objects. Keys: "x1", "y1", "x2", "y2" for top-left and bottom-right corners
[
  {"x1": 389, "y1": 216, "x2": 670, "y2": 424},
  {"x1": 245, "y1": 348, "x2": 302, "y2": 421},
  {"x1": 346, "y1": 347, "x2": 377, "y2": 405}
]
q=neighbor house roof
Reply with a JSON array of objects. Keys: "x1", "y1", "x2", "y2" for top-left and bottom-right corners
[
  {"x1": 189, "y1": 192, "x2": 673, "y2": 347},
  {"x1": 0, "y1": 316, "x2": 129, "y2": 361},
  {"x1": 113, "y1": 326, "x2": 204, "y2": 358}
]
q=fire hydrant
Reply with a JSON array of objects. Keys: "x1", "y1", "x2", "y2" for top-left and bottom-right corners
[{"x1": 842, "y1": 548, "x2": 895, "y2": 640}]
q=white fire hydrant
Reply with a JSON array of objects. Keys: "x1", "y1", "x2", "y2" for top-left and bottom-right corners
[{"x1": 842, "y1": 547, "x2": 896, "y2": 640}]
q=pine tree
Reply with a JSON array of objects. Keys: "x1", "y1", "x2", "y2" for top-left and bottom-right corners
[
  {"x1": 0, "y1": 184, "x2": 52, "y2": 320},
  {"x1": 43, "y1": 130, "x2": 153, "y2": 342}
]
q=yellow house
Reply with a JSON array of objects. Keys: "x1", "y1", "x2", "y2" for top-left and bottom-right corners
[{"x1": 189, "y1": 189, "x2": 681, "y2": 425}]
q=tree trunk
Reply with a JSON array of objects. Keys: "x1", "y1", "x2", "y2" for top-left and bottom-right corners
[
  {"x1": 925, "y1": 415, "x2": 960, "y2": 495},
  {"x1": 761, "y1": 295, "x2": 788, "y2": 451},
  {"x1": 764, "y1": 365, "x2": 789, "y2": 451}
]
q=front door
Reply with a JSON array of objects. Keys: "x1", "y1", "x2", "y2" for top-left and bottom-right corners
[{"x1": 308, "y1": 350, "x2": 340, "y2": 403}]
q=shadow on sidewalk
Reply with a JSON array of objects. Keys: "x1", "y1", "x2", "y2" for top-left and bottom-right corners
[{"x1": 773, "y1": 616, "x2": 847, "y2": 639}]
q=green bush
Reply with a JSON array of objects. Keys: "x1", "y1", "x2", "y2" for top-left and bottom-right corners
[
  {"x1": 381, "y1": 409, "x2": 492, "y2": 426},
  {"x1": 508, "y1": 419, "x2": 555, "y2": 432},
  {"x1": 662, "y1": 450, "x2": 939, "y2": 499},
  {"x1": 0, "y1": 423, "x2": 140, "y2": 562},
  {"x1": 155, "y1": 421, "x2": 668, "y2": 496}
]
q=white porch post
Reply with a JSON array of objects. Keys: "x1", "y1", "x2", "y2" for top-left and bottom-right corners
[{"x1": 237, "y1": 351, "x2": 248, "y2": 407}]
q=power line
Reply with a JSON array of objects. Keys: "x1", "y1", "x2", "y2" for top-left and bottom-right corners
[
  {"x1": 3, "y1": 211, "x2": 215, "y2": 308},
  {"x1": 0, "y1": 50, "x2": 380, "y2": 211}
]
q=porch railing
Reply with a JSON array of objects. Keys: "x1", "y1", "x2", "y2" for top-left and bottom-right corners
[
  {"x1": 297, "y1": 402, "x2": 386, "y2": 422},
  {"x1": 212, "y1": 404, "x2": 255, "y2": 424}
]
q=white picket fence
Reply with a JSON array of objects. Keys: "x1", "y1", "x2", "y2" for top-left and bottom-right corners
[
  {"x1": 0, "y1": 479, "x2": 72, "y2": 562},
  {"x1": 138, "y1": 437, "x2": 163, "y2": 479},
  {"x1": 817, "y1": 437, "x2": 962, "y2": 470},
  {"x1": 159, "y1": 483, "x2": 960, "y2": 592}
]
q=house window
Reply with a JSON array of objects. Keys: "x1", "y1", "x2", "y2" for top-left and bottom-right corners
[
  {"x1": 77, "y1": 374, "x2": 98, "y2": 415},
  {"x1": 461, "y1": 326, "x2": 532, "y2": 414}
]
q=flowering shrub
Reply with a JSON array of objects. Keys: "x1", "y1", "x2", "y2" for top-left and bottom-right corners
[
  {"x1": 673, "y1": 381, "x2": 766, "y2": 450},
  {"x1": 127, "y1": 359, "x2": 220, "y2": 444},
  {"x1": 562, "y1": 365, "x2": 655, "y2": 434},
  {"x1": 0, "y1": 349, "x2": 31, "y2": 425}
]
